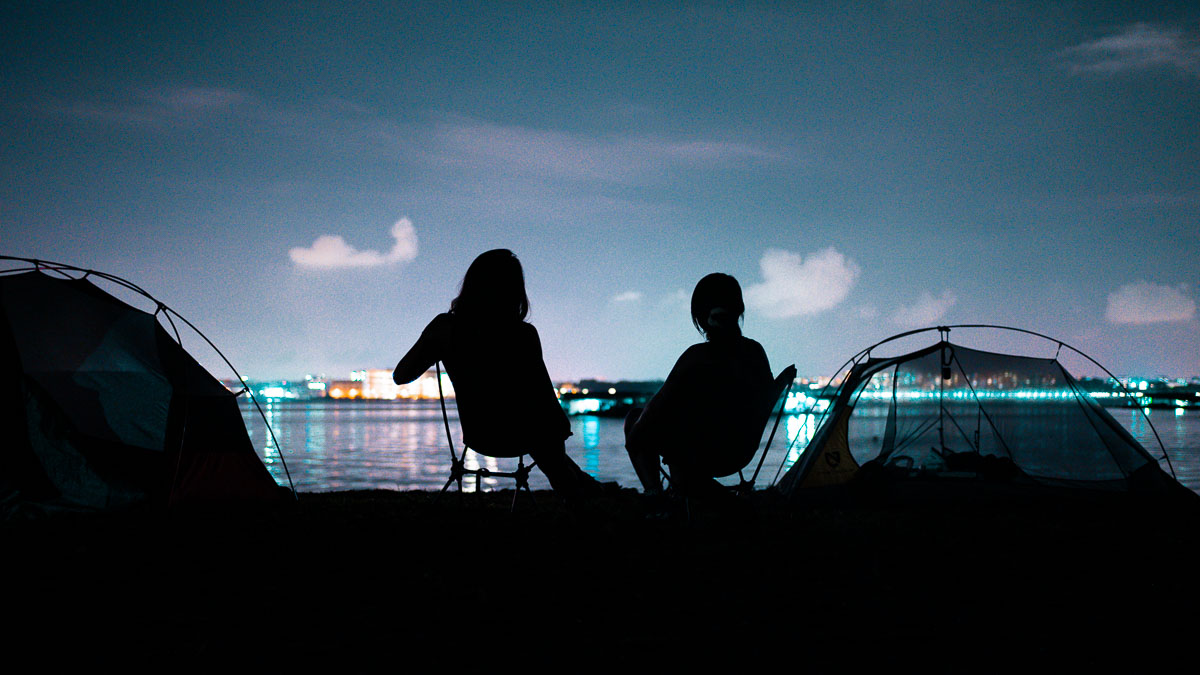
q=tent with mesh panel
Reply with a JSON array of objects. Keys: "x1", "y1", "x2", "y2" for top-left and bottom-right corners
[
  {"x1": 0, "y1": 259, "x2": 287, "y2": 516},
  {"x1": 776, "y1": 326, "x2": 1188, "y2": 499}
]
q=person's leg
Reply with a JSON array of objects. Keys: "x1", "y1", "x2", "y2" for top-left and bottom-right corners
[
  {"x1": 670, "y1": 463, "x2": 725, "y2": 498},
  {"x1": 528, "y1": 439, "x2": 599, "y2": 498},
  {"x1": 624, "y1": 408, "x2": 664, "y2": 495}
]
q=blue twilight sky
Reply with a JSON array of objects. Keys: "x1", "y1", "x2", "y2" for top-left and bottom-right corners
[{"x1": 2, "y1": 2, "x2": 1198, "y2": 381}]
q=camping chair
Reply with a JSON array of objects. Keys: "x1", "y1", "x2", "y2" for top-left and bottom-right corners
[
  {"x1": 434, "y1": 362, "x2": 538, "y2": 511},
  {"x1": 661, "y1": 364, "x2": 797, "y2": 501}
]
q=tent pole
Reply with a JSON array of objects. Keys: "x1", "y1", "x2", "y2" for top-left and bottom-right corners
[
  {"x1": 939, "y1": 344, "x2": 947, "y2": 454},
  {"x1": 953, "y1": 356, "x2": 1016, "y2": 460}
]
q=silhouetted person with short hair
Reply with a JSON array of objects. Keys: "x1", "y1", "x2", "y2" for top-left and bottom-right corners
[
  {"x1": 625, "y1": 273, "x2": 773, "y2": 496},
  {"x1": 394, "y1": 249, "x2": 603, "y2": 498}
]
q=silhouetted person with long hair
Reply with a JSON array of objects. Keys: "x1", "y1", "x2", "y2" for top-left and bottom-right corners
[
  {"x1": 394, "y1": 249, "x2": 603, "y2": 498},
  {"x1": 624, "y1": 273, "x2": 773, "y2": 496}
]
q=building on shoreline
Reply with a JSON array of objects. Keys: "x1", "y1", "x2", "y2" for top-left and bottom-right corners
[
  {"x1": 225, "y1": 368, "x2": 455, "y2": 401},
  {"x1": 330, "y1": 369, "x2": 454, "y2": 400}
]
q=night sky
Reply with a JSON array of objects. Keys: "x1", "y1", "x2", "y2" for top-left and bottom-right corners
[{"x1": 3, "y1": 2, "x2": 1197, "y2": 381}]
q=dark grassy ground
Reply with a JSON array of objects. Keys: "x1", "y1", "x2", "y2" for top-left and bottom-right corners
[{"x1": 4, "y1": 488, "x2": 1199, "y2": 672}]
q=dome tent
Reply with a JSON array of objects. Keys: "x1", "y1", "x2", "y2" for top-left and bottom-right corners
[
  {"x1": 776, "y1": 326, "x2": 1189, "y2": 500},
  {"x1": 0, "y1": 257, "x2": 290, "y2": 515}
]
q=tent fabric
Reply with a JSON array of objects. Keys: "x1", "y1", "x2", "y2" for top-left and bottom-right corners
[
  {"x1": 0, "y1": 270, "x2": 281, "y2": 514},
  {"x1": 788, "y1": 405, "x2": 860, "y2": 489},
  {"x1": 778, "y1": 340, "x2": 1181, "y2": 497}
]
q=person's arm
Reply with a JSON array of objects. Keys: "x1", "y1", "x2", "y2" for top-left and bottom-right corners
[
  {"x1": 527, "y1": 324, "x2": 573, "y2": 437},
  {"x1": 627, "y1": 346, "x2": 699, "y2": 446},
  {"x1": 393, "y1": 315, "x2": 449, "y2": 385}
]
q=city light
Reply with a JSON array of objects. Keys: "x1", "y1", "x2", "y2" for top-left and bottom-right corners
[
  {"x1": 233, "y1": 367, "x2": 1197, "y2": 413},
  {"x1": 567, "y1": 398, "x2": 603, "y2": 415},
  {"x1": 850, "y1": 388, "x2": 1146, "y2": 403},
  {"x1": 784, "y1": 391, "x2": 828, "y2": 414}
]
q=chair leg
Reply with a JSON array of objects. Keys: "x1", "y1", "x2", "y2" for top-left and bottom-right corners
[
  {"x1": 438, "y1": 451, "x2": 539, "y2": 513},
  {"x1": 436, "y1": 467, "x2": 460, "y2": 505},
  {"x1": 509, "y1": 456, "x2": 536, "y2": 513},
  {"x1": 436, "y1": 456, "x2": 468, "y2": 506}
]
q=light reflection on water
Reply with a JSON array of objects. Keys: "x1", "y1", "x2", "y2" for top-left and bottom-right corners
[
  {"x1": 243, "y1": 400, "x2": 643, "y2": 492},
  {"x1": 242, "y1": 400, "x2": 1200, "y2": 494},
  {"x1": 1121, "y1": 407, "x2": 1200, "y2": 491}
]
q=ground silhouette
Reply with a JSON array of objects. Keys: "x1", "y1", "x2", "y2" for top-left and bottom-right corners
[{"x1": 4, "y1": 488, "x2": 1198, "y2": 671}]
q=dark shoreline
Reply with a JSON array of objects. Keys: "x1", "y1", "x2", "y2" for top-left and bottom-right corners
[{"x1": 5, "y1": 488, "x2": 1200, "y2": 671}]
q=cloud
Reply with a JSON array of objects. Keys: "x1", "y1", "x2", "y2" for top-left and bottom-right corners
[
  {"x1": 1106, "y1": 281, "x2": 1197, "y2": 324},
  {"x1": 145, "y1": 86, "x2": 247, "y2": 111},
  {"x1": 890, "y1": 290, "x2": 957, "y2": 328},
  {"x1": 290, "y1": 218, "x2": 418, "y2": 269},
  {"x1": 47, "y1": 89, "x2": 775, "y2": 182},
  {"x1": 611, "y1": 291, "x2": 643, "y2": 303},
  {"x1": 433, "y1": 118, "x2": 776, "y2": 182},
  {"x1": 857, "y1": 305, "x2": 880, "y2": 320},
  {"x1": 744, "y1": 247, "x2": 860, "y2": 319},
  {"x1": 662, "y1": 289, "x2": 689, "y2": 305},
  {"x1": 1062, "y1": 23, "x2": 1200, "y2": 75},
  {"x1": 49, "y1": 86, "x2": 249, "y2": 126}
]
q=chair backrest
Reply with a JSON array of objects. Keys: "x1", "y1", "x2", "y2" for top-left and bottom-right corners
[
  {"x1": 745, "y1": 364, "x2": 797, "y2": 484},
  {"x1": 435, "y1": 361, "x2": 528, "y2": 459}
]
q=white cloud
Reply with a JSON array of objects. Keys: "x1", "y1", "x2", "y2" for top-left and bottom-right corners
[
  {"x1": 652, "y1": 288, "x2": 690, "y2": 309},
  {"x1": 744, "y1": 247, "x2": 860, "y2": 319},
  {"x1": 890, "y1": 290, "x2": 957, "y2": 328},
  {"x1": 1062, "y1": 23, "x2": 1200, "y2": 75},
  {"x1": 857, "y1": 305, "x2": 880, "y2": 320},
  {"x1": 290, "y1": 218, "x2": 418, "y2": 269},
  {"x1": 611, "y1": 290, "x2": 643, "y2": 303},
  {"x1": 1106, "y1": 281, "x2": 1197, "y2": 324}
]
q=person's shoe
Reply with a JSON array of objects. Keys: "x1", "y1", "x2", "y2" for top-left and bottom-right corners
[
  {"x1": 641, "y1": 490, "x2": 670, "y2": 519},
  {"x1": 598, "y1": 480, "x2": 622, "y2": 495},
  {"x1": 577, "y1": 474, "x2": 622, "y2": 498}
]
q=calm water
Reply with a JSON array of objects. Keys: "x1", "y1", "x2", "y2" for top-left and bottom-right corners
[{"x1": 241, "y1": 400, "x2": 1200, "y2": 494}]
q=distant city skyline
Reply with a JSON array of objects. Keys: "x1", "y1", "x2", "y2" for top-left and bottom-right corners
[
  {"x1": 236, "y1": 367, "x2": 1200, "y2": 394},
  {"x1": 235, "y1": 366, "x2": 1200, "y2": 418},
  {"x1": 3, "y1": 3, "x2": 1197, "y2": 381}
]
